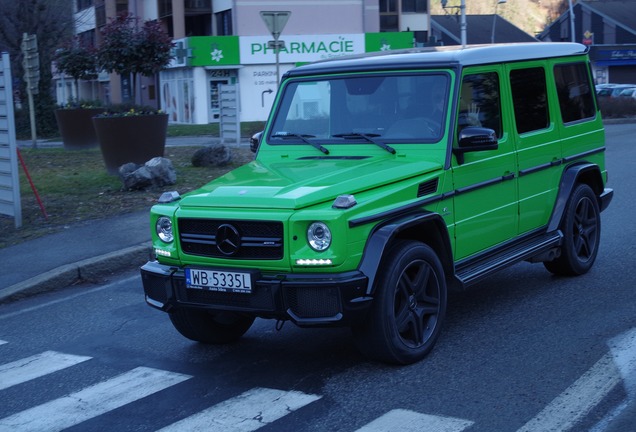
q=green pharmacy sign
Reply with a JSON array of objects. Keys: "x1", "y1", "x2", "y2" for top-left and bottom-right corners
[
  {"x1": 187, "y1": 36, "x2": 240, "y2": 66},
  {"x1": 365, "y1": 32, "x2": 414, "y2": 52}
]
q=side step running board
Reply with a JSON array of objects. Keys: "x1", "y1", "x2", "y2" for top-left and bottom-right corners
[{"x1": 455, "y1": 231, "x2": 563, "y2": 288}]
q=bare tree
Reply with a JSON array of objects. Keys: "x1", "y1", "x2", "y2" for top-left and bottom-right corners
[
  {"x1": 430, "y1": 0, "x2": 573, "y2": 36},
  {"x1": 0, "y1": 0, "x2": 74, "y2": 135}
]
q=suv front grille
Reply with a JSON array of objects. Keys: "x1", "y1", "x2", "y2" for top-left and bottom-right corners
[{"x1": 178, "y1": 218, "x2": 284, "y2": 260}]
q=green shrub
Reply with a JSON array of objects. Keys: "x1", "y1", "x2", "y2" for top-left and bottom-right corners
[{"x1": 14, "y1": 95, "x2": 59, "y2": 139}]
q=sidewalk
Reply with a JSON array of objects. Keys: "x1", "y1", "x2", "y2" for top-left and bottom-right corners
[
  {"x1": 2, "y1": 135, "x2": 250, "y2": 302},
  {"x1": 0, "y1": 211, "x2": 152, "y2": 302},
  {"x1": 17, "y1": 134, "x2": 250, "y2": 149}
]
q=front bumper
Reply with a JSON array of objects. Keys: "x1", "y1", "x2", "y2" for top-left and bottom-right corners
[{"x1": 140, "y1": 261, "x2": 371, "y2": 327}]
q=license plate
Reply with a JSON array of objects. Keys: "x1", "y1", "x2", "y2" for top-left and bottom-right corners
[{"x1": 185, "y1": 268, "x2": 253, "y2": 294}]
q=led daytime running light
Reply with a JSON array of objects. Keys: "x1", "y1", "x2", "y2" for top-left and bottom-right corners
[
  {"x1": 154, "y1": 248, "x2": 172, "y2": 257},
  {"x1": 296, "y1": 259, "x2": 333, "y2": 266}
]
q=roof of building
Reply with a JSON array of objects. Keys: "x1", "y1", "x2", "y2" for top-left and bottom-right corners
[
  {"x1": 286, "y1": 43, "x2": 588, "y2": 76},
  {"x1": 579, "y1": 0, "x2": 636, "y2": 36},
  {"x1": 538, "y1": 0, "x2": 636, "y2": 40},
  {"x1": 431, "y1": 14, "x2": 538, "y2": 45}
]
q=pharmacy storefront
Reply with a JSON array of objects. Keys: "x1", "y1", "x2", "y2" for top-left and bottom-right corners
[{"x1": 160, "y1": 32, "x2": 413, "y2": 124}]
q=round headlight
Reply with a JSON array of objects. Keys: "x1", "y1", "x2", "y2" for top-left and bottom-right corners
[
  {"x1": 307, "y1": 222, "x2": 331, "y2": 251},
  {"x1": 156, "y1": 216, "x2": 174, "y2": 243}
]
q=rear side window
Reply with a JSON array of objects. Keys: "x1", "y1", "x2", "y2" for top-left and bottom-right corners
[
  {"x1": 554, "y1": 63, "x2": 596, "y2": 123},
  {"x1": 458, "y1": 72, "x2": 502, "y2": 137},
  {"x1": 510, "y1": 67, "x2": 549, "y2": 134}
]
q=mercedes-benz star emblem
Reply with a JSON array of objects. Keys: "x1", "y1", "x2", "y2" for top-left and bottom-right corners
[{"x1": 215, "y1": 224, "x2": 241, "y2": 255}]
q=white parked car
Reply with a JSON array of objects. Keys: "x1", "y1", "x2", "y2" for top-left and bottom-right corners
[
  {"x1": 617, "y1": 87, "x2": 636, "y2": 99},
  {"x1": 596, "y1": 84, "x2": 635, "y2": 97}
]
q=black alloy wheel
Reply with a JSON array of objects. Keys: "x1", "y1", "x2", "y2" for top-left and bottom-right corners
[
  {"x1": 545, "y1": 183, "x2": 601, "y2": 276},
  {"x1": 353, "y1": 240, "x2": 447, "y2": 365}
]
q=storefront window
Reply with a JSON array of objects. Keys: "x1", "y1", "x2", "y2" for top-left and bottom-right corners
[{"x1": 160, "y1": 69, "x2": 195, "y2": 124}]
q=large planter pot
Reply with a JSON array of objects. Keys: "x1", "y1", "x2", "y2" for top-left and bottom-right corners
[
  {"x1": 93, "y1": 114, "x2": 169, "y2": 175},
  {"x1": 54, "y1": 108, "x2": 103, "y2": 150}
]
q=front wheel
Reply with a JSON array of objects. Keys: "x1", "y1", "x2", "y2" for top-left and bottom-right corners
[
  {"x1": 352, "y1": 240, "x2": 447, "y2": 364},
  {"x1": 544, "y1": 183, "x2": 601, "y2": 276},
  {"x1": 169, "y1": 308, "x2": 255, "y2": 344}
]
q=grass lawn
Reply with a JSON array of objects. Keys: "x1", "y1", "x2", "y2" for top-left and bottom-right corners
[{"x1": 2, "y1": 144, "x2": 254, "y2": 248}]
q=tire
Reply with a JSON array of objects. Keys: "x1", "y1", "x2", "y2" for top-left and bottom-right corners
[
  {"x1": 544, "y1": 183, "x2": 601, "y2": 276},
  {"x1": 352, "y1": 240, "x2": 447, "y2": 365},
  {"x1": 169, "y1": 308, "x2": 255, "y2": 344}
]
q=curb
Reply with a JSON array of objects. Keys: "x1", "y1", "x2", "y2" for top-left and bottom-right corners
[
  {"x1": 0, "y1": 243, "x2": 153, "y2": 303},
  {"x1": 602, "y1": 117, "x2": 636, "y2": 125}
]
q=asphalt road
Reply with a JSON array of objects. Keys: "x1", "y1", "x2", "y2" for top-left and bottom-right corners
[{"x1": 0, "y1": 123, "x2": 634, "y2": 432}]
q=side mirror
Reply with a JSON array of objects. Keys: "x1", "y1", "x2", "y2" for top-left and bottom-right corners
[
  {"x1": 454, "y1": 127, "x2": 498, "y2": 164},
  {"x1": 250, "y1": 131, "x2": 263, "y2": 153}
]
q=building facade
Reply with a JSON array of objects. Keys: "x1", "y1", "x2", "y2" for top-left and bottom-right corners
[
  {"x1": 430, "y1": 14, "x2": 537, "y2": 46},
  {"x1": 538, "y1": 0, "x2": 636, "y2": 84},
  {"x1": 56, "y1": 0, "x2": 431, "y2": 124}
]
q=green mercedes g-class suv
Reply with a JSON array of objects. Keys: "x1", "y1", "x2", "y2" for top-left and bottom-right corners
[{"x1": 141, "y1": 43, "x2": 613, "y2": 364}]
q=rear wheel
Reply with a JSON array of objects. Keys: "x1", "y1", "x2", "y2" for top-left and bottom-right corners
[
  {"x1": 169, "y1": 308, "x2": 255, "y2": 344},
  {"x1": 544, "y1": 184, "x2": 601, "y2": 276},
  {"x1": 352, "y1": 240, "x2": 447, "y2": 364}
]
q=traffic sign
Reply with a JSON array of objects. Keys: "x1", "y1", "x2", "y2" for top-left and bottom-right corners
[
  {"x1": 259, "y1": 11, "x2": 291, "y2": 88},
  {"x1": 21, "y1": 33, "x2": 40, "y2": 94},
  {"x1": 260, "y1": 11, "x2": 291, "y2": 40}
]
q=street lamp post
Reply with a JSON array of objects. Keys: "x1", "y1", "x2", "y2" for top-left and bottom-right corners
[
  {"x1": 491, "y1": 0, "x2": 507, "y2": 44},
  {"x1": 441, "y1": 0, "x2": 467, "y2": 48}
]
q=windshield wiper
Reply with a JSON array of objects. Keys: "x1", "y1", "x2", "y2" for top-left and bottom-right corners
[
  {"x1": 271, "y1": 132, "x2": 329, "y2": 155},
  {"x1": 332, "y1": 132, "x2": 396, "y2": 155}
]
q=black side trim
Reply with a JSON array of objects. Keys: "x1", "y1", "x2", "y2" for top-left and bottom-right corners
[
  {"x1": 297, "y1": 156, "x2": 370, "y2": 160},
  {"x1": 519, "y1": 159, "x2": 563, "y2": 176},
  {"x1": 563, "y1": 147, "x2": 606, "y2": 163},
  {"x1": 455, "y1": 173, "x2": 515, "y2": 195},
  {"x1": 519, "y1": 147, "x2": 605, "y2": 177},
  {"x1": 349, "y1": 195, "x2": 444, "y2": 228},
  {"x1": 455, "y1": 229, "x2": 563, "y2": 288},
  {"x1": 349, "y1": 172, "x2": 514, "y2": 228},
  {"x1": 351, "y1": 147, "x2": 606, "y2": 229}
]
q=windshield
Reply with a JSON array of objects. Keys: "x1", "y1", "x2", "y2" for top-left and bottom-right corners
[{"x1": 269, "y1": 73, "x2": 450, "y2": 148}]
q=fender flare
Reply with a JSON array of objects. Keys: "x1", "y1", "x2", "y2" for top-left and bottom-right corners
[
  {"x1": 357, "y1": 211, "x2": 454, "y2": 296},
  {"x1": 547, "y1": 163, "x2": 603, "y2": 232}
]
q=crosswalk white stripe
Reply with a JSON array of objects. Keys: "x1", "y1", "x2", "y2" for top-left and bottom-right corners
[
  {"x1": 0, "y1": 351, "x2": 92, "y2": 391},
  {"x1": 156, "y1": 387, "x2": 321, "y2": 432},
  {"x1": 354, "y1": 409, "x2": 474, "y2": 432},
  {"x1": 0, "y1": 366, "x2": 191, "y2": 432},
  {"x1": 516, "y1": 352, "x2": 622, "y2": 432}
]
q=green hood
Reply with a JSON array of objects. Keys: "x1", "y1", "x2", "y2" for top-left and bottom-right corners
[{"x1": 179, "y1": 156, "x2": 442, "y2": 210}]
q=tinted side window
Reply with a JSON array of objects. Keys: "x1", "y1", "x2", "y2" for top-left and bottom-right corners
[
  {"x1": 458, "y1": 72, "x2": 502, "y2": 137},
  {"x1": 554, "y1": 63, "x2": 596, "y2": 123},
  {"x1": 510, "y1": 68, "x2": 549, "y2": 134}
]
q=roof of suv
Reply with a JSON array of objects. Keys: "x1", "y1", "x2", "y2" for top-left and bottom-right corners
[{"x1": 286, "y1": 43, "x2": 589, "y2": 77}]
